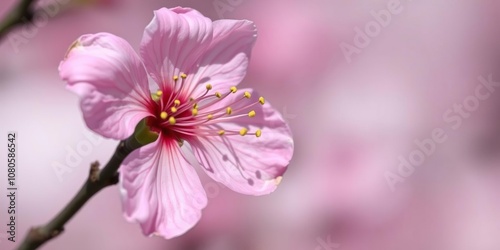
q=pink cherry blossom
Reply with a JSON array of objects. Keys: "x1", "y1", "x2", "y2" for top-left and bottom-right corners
[{"x1": 59, "y1": 7, "x2": 293, "y2": 239}]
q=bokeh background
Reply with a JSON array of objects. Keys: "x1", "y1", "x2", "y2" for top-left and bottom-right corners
[{"x1": 1, "y1": 0, "x2": 500, "y2": 249}]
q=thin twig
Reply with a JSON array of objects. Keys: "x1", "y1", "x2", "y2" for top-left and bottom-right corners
[
  {"x1": 16, "y1": 134, "x2": 143, "y2": 250},
  {"x1": 0, "y1": 0, "x2": 37, "y2": 41}
]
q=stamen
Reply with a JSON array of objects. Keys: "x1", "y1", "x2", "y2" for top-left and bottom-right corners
[
  {"x1": 255, "y1": 129, "x2": 262, "y2": 137},
  {"x1": 169, "y1": 91, "x2": 211, "y2": 117},
  {"x1": 169, "y1": 117, "x2": 176, "y2": 125},
  {"x1": 188, "y1": 92, "x2": 254, "y2": 124},
  {"x1": 259, "y1": 97, "x2": 265, "y2": 105},
  {"x1": 171, "y1": 73, "x2": 188, "y2": 107},
  {"x1": 209, "y1": 98, "x2": 258, "y2": 118},
  {"x1": 152, "y1": 74, "x2": 272, "y2": 142},
  {"x1": 239, "y1": 128, "x2": 248, "y2": 136},
  {"x1": 160, "y1": 111, "x2": 168, "y2": 120},
  {"x1": 187, "y1": 90, "x2": 231, "y2": 113},
  {"x1": 151, "y1": 89, "x2": 163, "y2": 102}
]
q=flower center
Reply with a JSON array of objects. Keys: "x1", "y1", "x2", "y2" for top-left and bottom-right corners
[{"x1": 147, "y1": 73, "x2": 265, "y2": 145}]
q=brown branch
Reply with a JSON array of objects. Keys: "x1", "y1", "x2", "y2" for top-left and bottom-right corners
[
  {"x1": 16, "y1": 134, "x2": 143, "y2": 250},
  {"x1": 0, "y1": 0, "x2": 37, "y2": 41}
]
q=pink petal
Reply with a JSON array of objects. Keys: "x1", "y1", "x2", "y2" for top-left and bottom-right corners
[
  {"x1": 187, "y1": 19, "x2": 257, "y2": 97},
  {"x1": 189, "y1": 89, "x2": 294, "y2": 195},
  {"x1": 119, "y1": 138, "x2": 207, "y2": 239},
  {"x1": 140, "y1": 7, "x2": 213, "y2": 90},
  {"x1": 59, "y1": 33, "x2": 152, "y2": 139}
]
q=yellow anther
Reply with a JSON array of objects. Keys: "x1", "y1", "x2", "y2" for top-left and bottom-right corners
[
  {"x1": 218, "y1": 130, "x2": 225, "y2": 136},
  {"x1": 193, "y1": 103, "x2": 199, "y2": 109},
  {"x1": 171, "y1": 107, "x2": 178, "y2": 113},
  {"x1": 189, "y1": 97, "x2": 194, "y2": 101},
  {"x1": 180, "y1": 73, "x2": 187, "y2": 79},
  {"x1": 178, "y1": 139, "x2": 184, "y2": 147},
  {"x1": 230, "y1": 86, "x2": 237, "y2": 93},
  {"x1": 156, "y1": 90, "x2": 163, "y2": 96},
  {"x1": 244, "y1": 91, "x2": 251, "y2": 99},
  {"x1": 169, "y1": 117, "x2": 176, "y2": 125},
  {"x1": 174, "y1": 100, "x2": 181, "y2": 106},
  {"x1": 207, "y1": 114, "x2": 213, "y2": 120},
  {"x1": 226, "y1": 107, "x2": 232, "y2": 115},
  {"x1": 239, "y1": 128, "x2": 248, "y2": 136},
  {"x1": 255, "y1": 129, "x2": 262, "y2": 137},
  {"x1": 173, "y1": 75, "x2": 179, "y2": 81},
  {"x1": 259, "y1": 97, "x2": 265, "y2": 105},
  {"x1": 248, "y1": 110, "x2": 256, "y2": 117},
  {"x1": 192, "y1": 109, "x2": 198, "y2": 116},
  {"x1": 206, "y1": 84, "x2": 212, "y2": 90},
  {"x1": 215, "y1": 92, "x2": 222, "y2": 98},
  {"x1": 160, "y1": 111, "x2": 168, "y2": 120}
]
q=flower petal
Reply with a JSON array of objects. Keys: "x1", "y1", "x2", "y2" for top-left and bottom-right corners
[
  {"x1": 140, "y1": 7, "x2": 213, "y2": 90},
  {"x1": 59, "y1": 32, "x2": 152, "y2": 139},
  {"x1": 187, "y1": 19, "x2": 257, "y2": 97},
  {"x1": 119, "y1": 138, "x2": 207, "y2": 239},
  {"x1": 189, "y1": 89, "x2": 294, "y2": 195}
]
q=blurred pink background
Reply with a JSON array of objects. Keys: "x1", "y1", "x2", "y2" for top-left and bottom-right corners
[{"x1": 1, "y1": 0, "x2": 500, "y2": 249}]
